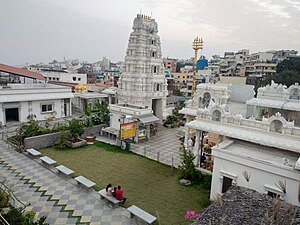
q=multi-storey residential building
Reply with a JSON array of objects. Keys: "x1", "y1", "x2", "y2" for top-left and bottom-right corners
[
  {"x1": 272, "y1": 50, "x2": 298, "y2": 62},
  {"x1": 163, "y1": 58, "x2": 177, "y2": 73},
  {"x1": 42, "y1": 70, "x2": 87, "y2": 84}
]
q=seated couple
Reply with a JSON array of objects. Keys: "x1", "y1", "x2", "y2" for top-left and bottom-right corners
[{"x1": 106, "y1": 183, "x2": 127, "y2": 206}]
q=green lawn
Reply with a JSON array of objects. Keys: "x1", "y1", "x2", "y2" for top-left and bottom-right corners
[{"x1": 40, "y1": 142, "x2": 211, "y2": 225}]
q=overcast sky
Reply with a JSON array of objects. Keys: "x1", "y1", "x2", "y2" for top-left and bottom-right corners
[{"x1": 1, "y1": 0, "x2": 299, "y2": 65}]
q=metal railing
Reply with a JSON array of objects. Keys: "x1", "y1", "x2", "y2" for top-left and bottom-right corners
[
  {"x1": 0, "y1": 213, "x2": 10, "y2": 225},
  {"x1": 0, "y1": 180, "x2": 28, "y2": 210},
  {"x1": 131, "y1": 144, "x2": 181, "y2": 169}
]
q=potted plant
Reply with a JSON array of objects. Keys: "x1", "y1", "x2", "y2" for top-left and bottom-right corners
[{"x1": 64, "y1": 119, "x2": 87, "y2": 148}]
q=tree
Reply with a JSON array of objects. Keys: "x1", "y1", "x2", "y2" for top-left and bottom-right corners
[
  {"x1": 173, "y1": 89, "x2": 183, "y2": 96},
  {"x1": 178, "y1": 146, "x2": 198, "y2": 181},
  {"x1": 176, "y1": 62, "x2": 185, "y2": 72},
  {"x1": 95, "y1": 101, "x2": 110, "y2": 124},
  {"x1": 83, "y1": 100, "x2": 110, "y2": 126},
  {"x1": 262, "y1": 70, "x2": 300, "y2": 87},
  {"x1": 276, "y1": 58, "x2": 300, "y2": 73},
  {"x1": 260, "y1": 58, "x2": 300, "y2": 88},
  {"x1": 68, "y1": 119, "x2": 84, "y2": 142}
]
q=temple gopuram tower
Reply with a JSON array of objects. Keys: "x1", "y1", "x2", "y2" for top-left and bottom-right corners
[{"x1": 117, "y1": 14, "x2": 168, "y2": 120}]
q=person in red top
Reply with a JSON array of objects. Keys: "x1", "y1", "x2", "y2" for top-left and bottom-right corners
[{"x1": 115, "y1": 185, "x2": 127, "y2": 206}]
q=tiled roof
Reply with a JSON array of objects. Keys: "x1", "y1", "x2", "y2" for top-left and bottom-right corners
[
  {"x1": 193, "y1": 186, "x2": 300, "y2": 225},
  {"x1": 0, "y1": 63, "x2": 45, "y2": 80}
]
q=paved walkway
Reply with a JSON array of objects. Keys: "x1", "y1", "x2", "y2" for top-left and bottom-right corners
[
  {"x1": 0, "y1": 141, "x2": 133, "y2": 225},
  {"x1": 131, "y1": 126, "x2": 182, "y2": 168}
]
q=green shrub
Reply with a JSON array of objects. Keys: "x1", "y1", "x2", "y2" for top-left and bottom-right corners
[
  {"x1": 164, "y1": 115, "x2": 178, "y2": 125},
  {"x1": 199, "y1": 174, "x2": 212, "y2": 190},
  {"x1": 68, "y1": 119, "x2": 84, "y2": 141},
  {"x1": 178, "y1": 146, "x2": 198, "y2": 181},
  {"x1": 83, "y1": 101, "x2": 110, "y2": 126},
  {"x1": 0, "y1": 189, "x2": 9, "y2": 208},
  {"x1": 3, "y1": 207, "x2": 48, "y2": 225},
  {"x1": 17, "y1": 121, "x2": 41, "y2": 141},
  {"x1": 56, "y1": 130, "x2": 71, "y2": 149},
  {"x1": 4, "y1": 207, "x2": 24, "y2": 224}
]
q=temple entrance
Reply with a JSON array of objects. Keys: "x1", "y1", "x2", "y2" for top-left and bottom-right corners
[
  {"x1": 5, "y1": 108, "x2": 19, "y2": 122},
  {"x1": 152, "y1": 99, "x2": 163, "y2": 120}
]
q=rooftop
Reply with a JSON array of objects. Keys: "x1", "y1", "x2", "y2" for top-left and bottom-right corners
[
  {"x1": 187, "y1": 119, "x2": 300, "y2": 154},
  {"x1": 247, "y1": 98, "x2": 300, "y2": 112},
  {"x1": 215, "y1": 139, "x2": 299, "y2": 170},
  {"x1": 0, "y1": 63, "x2": 45, "y2": 80},
  {"x1": 74, "y1": 92, "x2": 108, "y2": 99},
  {"x1": 193, "y1": 186, "x2": 300, "y2": 225},
  {"x1": 2, "y1": 83, "x2": 69, "y2": 90}
]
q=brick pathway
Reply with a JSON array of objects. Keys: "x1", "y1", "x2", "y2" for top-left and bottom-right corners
[{"x1": 130, "y1": 126, "x2": 182, "y2": 168}]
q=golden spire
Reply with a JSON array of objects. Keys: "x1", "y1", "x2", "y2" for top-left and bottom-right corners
[{"x1": 192, "y1": 37, "x2": 204, "y2": 98}]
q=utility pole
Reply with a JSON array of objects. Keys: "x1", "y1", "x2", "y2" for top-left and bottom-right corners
[{"x1": 192, "y1": 37, "x2": 203, "y2": 98}]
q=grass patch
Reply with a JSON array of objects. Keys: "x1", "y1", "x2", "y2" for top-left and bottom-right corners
[{"x1": 41, "y1": 141, "x2": 211, "y2": 225}]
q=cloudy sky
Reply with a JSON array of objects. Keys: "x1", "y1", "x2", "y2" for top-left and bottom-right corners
[{"x1": 1, "y1": 0, "x2": 299, "y2": 65}]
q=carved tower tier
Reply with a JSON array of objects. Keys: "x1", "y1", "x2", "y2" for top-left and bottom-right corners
[{"x1": 117, "y1": 14, "x2": 168, "y2": 120}]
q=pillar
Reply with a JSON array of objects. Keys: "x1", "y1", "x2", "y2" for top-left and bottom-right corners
[
  {"x1": 193, "y1": 130, "x2": 201, "y2": 166},
  {"x1": 184, "y1": 127, "x2": 189, "y2": 148},
  {"x1": 146, "y1": 124, "x2": 151, "y2": 140}
]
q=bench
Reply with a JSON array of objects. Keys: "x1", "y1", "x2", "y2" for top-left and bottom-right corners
[
  {"x1": 74, "y1": 176, "x2": 95, "y2": 189},
  {"x1": 40, "y1": 156, "x2": 56, "y2": 166},
  {"x1": 98, "y1": 189, "x2": 120, "y2": 208},
  {"x1": 127, "y1": 205, "x2": 157, "y2": 225},
  {"x1": 26, "y1": 148, "x2": 41, "y2": 157},
  {"x1": 56, "y1": 165, "x2": 74, "y2": 177}
]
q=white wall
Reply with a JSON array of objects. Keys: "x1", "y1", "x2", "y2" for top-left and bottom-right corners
[
  {"x1": 0, "y1": 103, "x2": 3, "y2": 125},
  {"x1": 31, "y1": 99, "x2": 64, "y2": 121},
  {"x1": 43, "y1": 72, "x2": 87, "y2": 84},
  {"x1": 228, "y1": 84, "x2": 254, "y2": 103},
  {"x1": 211, "y1": 150, "x2": 300, "y2": 206},
  {"x1": 219, "y1": 76, "x2": 246, "y2": 85}
]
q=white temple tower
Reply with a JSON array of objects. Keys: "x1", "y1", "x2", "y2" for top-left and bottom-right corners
[{"x1": 117, "y1": 14, "x2": 168, "y2": 120}]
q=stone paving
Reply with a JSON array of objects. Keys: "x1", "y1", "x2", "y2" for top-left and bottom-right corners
[
  {"x1": 0, "y1": 141, "x2": 134, "y2": 225},
  {"x1": 130, "y1": 126, "x2": 182, "y2": 168}
]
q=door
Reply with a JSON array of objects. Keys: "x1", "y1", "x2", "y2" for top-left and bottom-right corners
[
  {"x1": 222, "y1": 176, "x2": 233, "y2": 193},
  {"x1": 5, "y1": 108, "x2": 19, "y2": 122}
]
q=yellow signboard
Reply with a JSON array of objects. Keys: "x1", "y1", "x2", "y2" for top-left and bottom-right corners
[{"x1": 120, "y1": 122, "x2": 137, "y2": 141}]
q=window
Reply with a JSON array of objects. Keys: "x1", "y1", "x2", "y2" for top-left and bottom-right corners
[
  {"x1": 212, "y1": 110, "x2": 221, "y2": 122},
  {"x1": 264, "y1": 184, "x2": 284, "y2": 199},
  {"x1": 153, "y1": 66, "x2": 157, "y2": 73},
  {"x1": 41, "y1": 104, "x2": 53, "y2": 113},
  {"x1": 152, "y1": 51, "x2": 156, "y2": 57},
  {"x1": 222, "y1": 177, "x2": 233, "y2": 193},
  {"x1": 156, "y1": 84, "x2": 160, "y2": 91},
  {"x1": 267, "y1": 191, "x2": 277, "y2": 198},
  {"x1": 73, "y1": 77, "x2": 76, "y2": 81},
  {"x1": 270, "y1": 120, "x2": 283, "y2": 133},
  {"x1": 78, "y1": 78, "x2": 81, "y2": 81}
]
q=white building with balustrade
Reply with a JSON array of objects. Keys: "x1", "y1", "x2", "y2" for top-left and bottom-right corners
[{"x1": 180, "y1": 82, "x2": 300, "y2": 206}]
